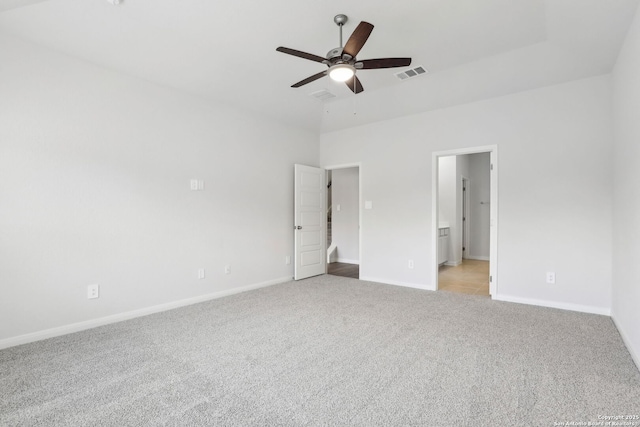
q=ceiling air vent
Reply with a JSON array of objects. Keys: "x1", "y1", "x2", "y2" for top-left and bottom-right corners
[
  {"x1": 394, "y1": 66, "x2": 428, "y2": 81},
  {"x1": 309, "y1": 89, "x2": 336, "y2": 101}
]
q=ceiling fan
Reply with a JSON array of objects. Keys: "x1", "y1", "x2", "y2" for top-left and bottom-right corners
[{"x1": 276, "y1": 14, "x2": 412, "y2": 94}]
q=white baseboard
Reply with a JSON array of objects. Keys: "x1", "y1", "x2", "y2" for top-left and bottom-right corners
[
  {"x1": 359, "y1": 276, "x2": 434, "y2": 291},
  {"x1": 492, "y1": 294, "x2": 611, "y2": 316},
  {"x1": 336, "y1": 258, "x2": 359, "y2": 265},
  {"x1": 0, "y1": 276, "x2": 292, "y2": 351},
  {"x1": 444, "y1": 260, "x2": 462, "y2": 267},
  {"x1": 464, "y1": 255, "x2": 490, "y2": 261},
  {"x1": 611, "y1": 314, "x2": 640, "y2": 373}
]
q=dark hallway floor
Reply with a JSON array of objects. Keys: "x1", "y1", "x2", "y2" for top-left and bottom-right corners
[{"x1": 327, "y1": 262, "x2": 359, "y2": 279}]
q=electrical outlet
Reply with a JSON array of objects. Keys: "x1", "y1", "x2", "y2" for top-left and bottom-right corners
[
  {"x1": 224, "y1": 265, "x2": 231, "y2": 275},
  {"x1": 87, "y1": 284, "x2": 99, "y2": 299},
  {"x1": 408, "y1": 259, "x2": 414, "y2": 269},
  {"x1": 546, "y1": 272, "x2": 556, "y2": 284},
  {"x1": 198, "y1": 268, "x2": 205, "y2": 279},
  {"x1": 285, "y1": 256, "x2": 291, "y2": 265}
]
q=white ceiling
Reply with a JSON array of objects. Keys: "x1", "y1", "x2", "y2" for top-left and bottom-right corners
[{"x1": 0, "y1": 0, "x2": 638, "y2": 133}]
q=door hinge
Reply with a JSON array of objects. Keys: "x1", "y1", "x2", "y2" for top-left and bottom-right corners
[
  {"x1": 490, "y1": 164, "x2": 494, "y2": 171},
  {"x1": 489, "y1": 275, "x2": 492, "y2": 282}
]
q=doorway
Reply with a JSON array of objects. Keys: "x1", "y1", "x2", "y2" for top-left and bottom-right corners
[
  {"x1": 325, "y1": 165, "x2": 360, "y2": 279},
  {"x1": 432, "y1": 146, "x2": 498, "y2": 296}
]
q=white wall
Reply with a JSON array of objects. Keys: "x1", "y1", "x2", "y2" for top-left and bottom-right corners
[
  {"x1": 467, "y1": 153, "x2": 490, "y2": 260},
  {"x1": 612, "y1": 4, "x2": 640, "y2": 367},
  {"x1": 320, "y1": 75, "x2": 613, "y2": 314},
  {"x1": 331, "y1": 168, "x2": 359, "y2": 264},
  {"x1": 0, "y1": 35, "x2": 318, "y2": 344}
]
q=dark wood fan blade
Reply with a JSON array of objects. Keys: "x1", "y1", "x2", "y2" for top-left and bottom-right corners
[
  {"x1": 343, "y1": 21, "x2": 374, "y2": 58},
  {"x1": 276, "y1": 47, "x2": 326, "y2": 63},
  {"x1": 345, "y1": 75, "x2": 364, "y2": 94},
  {"x1": 357, "y1": 58, "x2": 412, "y2": 69},
  {"x1": 292, "y1": 70, "x2": 328, "y2": 88}
]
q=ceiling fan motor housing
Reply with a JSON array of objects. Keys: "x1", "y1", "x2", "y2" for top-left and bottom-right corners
[
  {"x1": 326, "y1": 48, "x2": 356, "y2": 69},
  {"x1": 326, "y1": 47, "x2": 343, "y2": 60}
]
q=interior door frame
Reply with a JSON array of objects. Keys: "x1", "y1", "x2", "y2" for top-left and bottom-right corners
[
  {"x1": 432, "y1": 146, "x2": 498, "y2": 296},
  {"x1": 461, "y1": 176, "x2": 470, "y2": 260},
  {"x1": 323, "y1": 162, "x2": 362, "y2": 275}
]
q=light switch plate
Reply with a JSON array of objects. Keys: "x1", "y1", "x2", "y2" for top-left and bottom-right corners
[
  {"x1": 190, "y1": 179, "x2": 205, "y2": 191},
  {"x1": 365, "y1": 201, "x2": 373, "y2": 210}
]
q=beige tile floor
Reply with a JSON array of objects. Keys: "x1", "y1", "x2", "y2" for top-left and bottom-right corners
[{"x1": 438, "y1": 259, "x2": 490, "y2": 296}]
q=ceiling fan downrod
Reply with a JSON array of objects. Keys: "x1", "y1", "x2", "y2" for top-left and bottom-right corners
[{"x1": 334, "y1": 14, "x2": 348, "y2": 48}]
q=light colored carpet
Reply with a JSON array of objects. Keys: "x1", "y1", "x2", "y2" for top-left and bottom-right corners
[{"x1": 1, "y1": 275, "x2": 639, "y2": 426}]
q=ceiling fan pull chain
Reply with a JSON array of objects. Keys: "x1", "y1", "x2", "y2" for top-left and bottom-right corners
[{"x1": 353, "y1": 88, "x2": 357, "y2": 116}]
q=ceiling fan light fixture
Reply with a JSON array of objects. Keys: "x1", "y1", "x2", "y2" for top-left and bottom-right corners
[{"x1": 329, "y1": 64, "x2": 355, "y2": 82}]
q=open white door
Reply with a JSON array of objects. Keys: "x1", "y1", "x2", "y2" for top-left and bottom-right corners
[{"x1": 294, "y1": 164, "x2": 326, "y2": 280}]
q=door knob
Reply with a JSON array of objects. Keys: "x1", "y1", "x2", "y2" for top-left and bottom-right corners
[{"x1": 295, "y1": 226, "x2": 302, "y2": 230}]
